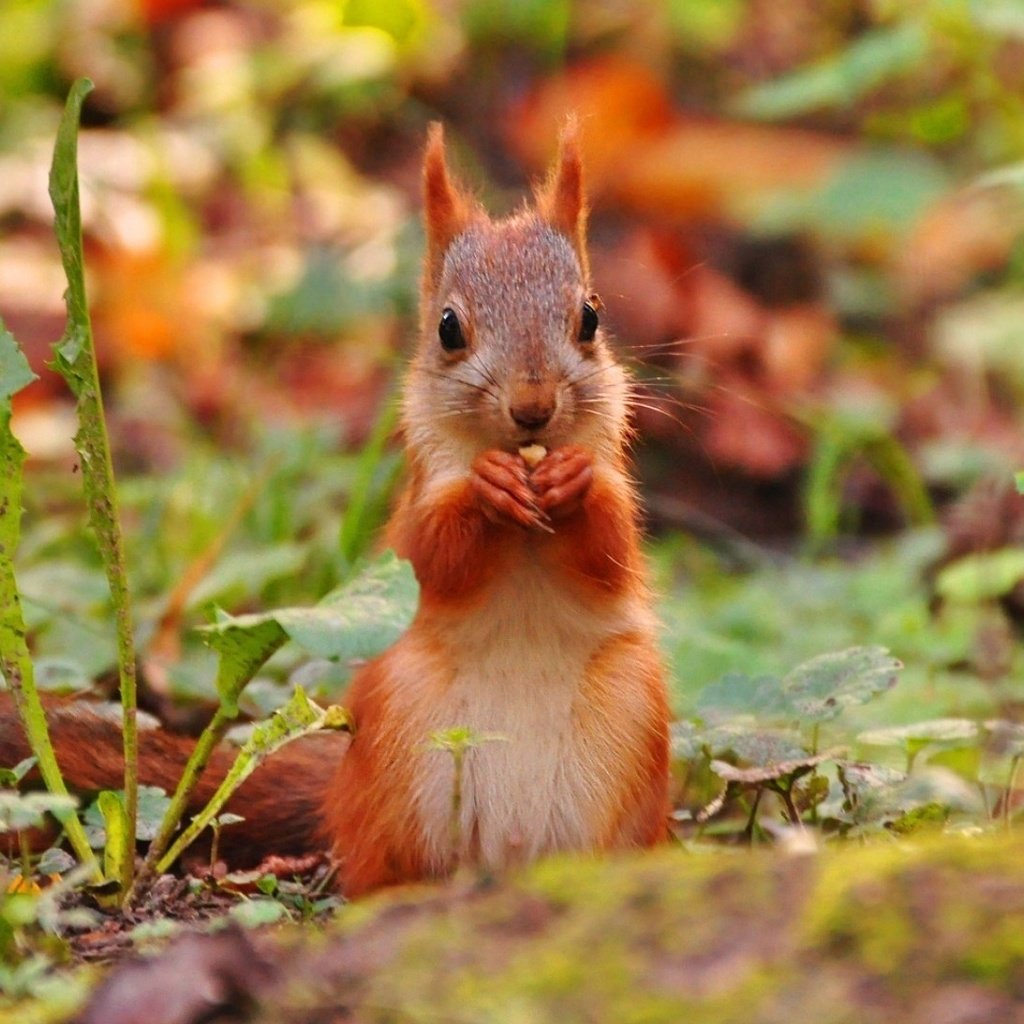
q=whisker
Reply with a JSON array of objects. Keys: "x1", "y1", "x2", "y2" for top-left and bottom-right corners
[
  {"x1": 418, "y1": 367, "x2": 497, "y2": 400},
  {"x1": 566, "y1": 361, "x2": 621, "y2": 389},
  {"x1": 466, "y1": 351, "x2": 500, "y2": 390},
  {"x1": 625, "y1": 400, "x2": 698, "y2": 433}
]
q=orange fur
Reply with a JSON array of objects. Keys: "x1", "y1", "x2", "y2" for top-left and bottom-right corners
[
  {"x1": 0, "y1": 121, "x2": 670, "y2": 897},
  {"x1": 386, "y1": 472, "x2": 504, "y2": 606}
]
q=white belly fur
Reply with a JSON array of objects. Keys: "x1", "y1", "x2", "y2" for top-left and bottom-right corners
[{"x1": 397, "y1": 557, "x2": 653, "y2": 872}]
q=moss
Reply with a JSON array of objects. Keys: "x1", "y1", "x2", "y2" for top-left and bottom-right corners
[
  {"x1": 24, "y1": 832, "x2": 1024, "y2": 1023},
  {"x1": 802, "y1": 832, "x2": 1024, "y2": 993},
  {"x1": 327, "y1": 833, "x2": 1024, "y2": 1023}
]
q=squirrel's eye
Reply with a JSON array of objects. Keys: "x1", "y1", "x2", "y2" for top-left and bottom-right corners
[
  {"x1": 438, "y1": 308, "x2": 465, "y2": 352},
  {"x1": 579, "y1": 301, "x2": 599, "y2": 343}
]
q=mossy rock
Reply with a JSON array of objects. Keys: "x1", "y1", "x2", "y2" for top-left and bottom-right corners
[{"x1": 44, "y1": 833, "x2": 1024, "y2": 1022}]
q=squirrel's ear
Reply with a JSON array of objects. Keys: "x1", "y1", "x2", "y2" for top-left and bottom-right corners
[
  {"x1": 536, "y1": 118, "x2": 589, "y2": 278},
  {"x1": 423, "y1": 123, "x2": 475, "y2": 287}
]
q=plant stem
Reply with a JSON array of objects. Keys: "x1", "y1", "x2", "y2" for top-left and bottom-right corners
[
  {"x1": 742, "y1": 788, "x2": 764, "y2": 844},
  {"x1": 0, "y1": 321, "x2": 100, "y2": 879},
  {"x1": 131, "y1": 706, "x2": 233, "y2": 897},
  {"x1": 48, "y1": 79, "x2": 138, "y2": 899},
  {"x1": 449, "y1": 747, "x2": 464, "y2": 870},
  {"x1": 1004, "y1": 755, "x2": 1021, "y2": 829},
  {"x1": 774, "y1": 780, "x2": 805, "y2": 829}
]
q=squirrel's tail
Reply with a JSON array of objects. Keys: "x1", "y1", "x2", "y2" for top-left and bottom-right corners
[{"x1": 0, "y1": 695, "x2": 345, "y2": 867}]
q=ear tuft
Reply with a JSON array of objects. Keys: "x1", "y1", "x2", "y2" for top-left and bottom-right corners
[
  {"x1": 423, "y1": 123, "x2": 475, "y2": 288},
  {"x1": 535, "y1": 117, "x2": 589, "y2": 277}
]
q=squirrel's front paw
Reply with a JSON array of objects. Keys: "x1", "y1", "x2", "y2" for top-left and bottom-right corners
[
  {"x1": 530, "y1": 445, "x2": 593, "y2": 521},
  {"x1": 471, "y1": 450, "x2": 551, "y2": 532}
]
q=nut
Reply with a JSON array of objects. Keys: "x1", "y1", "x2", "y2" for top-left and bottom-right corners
[{"x1": 518, "y1": 444, "x2": 547, "y2": 469}]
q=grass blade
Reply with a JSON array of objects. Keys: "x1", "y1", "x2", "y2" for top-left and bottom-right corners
[
  {"x1": 338, "y1": 384, "x2": 402, "y2": 569},
  {"x1": 48, "y1": 78, "x2": 138, "y2": 897}
]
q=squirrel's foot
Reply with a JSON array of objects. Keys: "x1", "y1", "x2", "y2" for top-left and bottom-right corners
[
  {"x1": 531, "y1": 445, "x2": 593, "y2": 521},
  {"x1": 471, "y1": 450, "x2": 552, "y2": 532}
]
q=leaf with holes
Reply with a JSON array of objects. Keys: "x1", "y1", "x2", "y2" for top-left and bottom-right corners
[{"x1": 781, "y1": 646, "x2": 901, "y2": 723}]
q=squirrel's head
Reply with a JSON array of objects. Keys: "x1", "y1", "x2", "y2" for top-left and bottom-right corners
[{"x1": 405, "y1": 121, "x2": 630, "y2": 470}]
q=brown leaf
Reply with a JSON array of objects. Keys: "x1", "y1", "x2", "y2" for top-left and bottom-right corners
[{"x1": 710, "y1": 751, "x2": 835, "y2": 785}]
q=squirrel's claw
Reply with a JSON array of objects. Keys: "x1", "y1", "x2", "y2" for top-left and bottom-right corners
[
  {"x1": 531, "y1": 445, "x2": 593, "y2": 521},
  {"x1": 472, "y1": 450, "x2": 551, "y2": 531}
]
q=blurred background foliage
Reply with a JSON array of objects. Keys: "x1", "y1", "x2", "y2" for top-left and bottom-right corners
[{"x1": 2, "y1": 0, "x2": 1024, "y2": 726}]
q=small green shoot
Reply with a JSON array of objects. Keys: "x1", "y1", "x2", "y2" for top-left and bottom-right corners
[
  {"x1": 428, "y1": 726, "x2": 506, "y2": 869},
  {"x1": 209, "y1": 813, "x2": 245, "y2": 870}
]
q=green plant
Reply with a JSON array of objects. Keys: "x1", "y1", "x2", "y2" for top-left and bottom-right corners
[
  {"x1": 801, "y1": 404, "x2": 934, "y2": 552},
  {"x1": 428, "y1": 726, "x2": 506, "y2": 868},
  {"x1": 2, "y1": 79, "x2": 421, "y2": 911},
  {"x1": 681, "y1": 647, "x2": 895, "y2": 834},
  {"x1": 0, "y1": 321, "x2": 98, "y2": 881},
  {"x1": 734, "y1": 2, "x2": 1024, "y2": 162},
  {"x1": 47, "y1": 81, "x2": 140, "y2": 895}
]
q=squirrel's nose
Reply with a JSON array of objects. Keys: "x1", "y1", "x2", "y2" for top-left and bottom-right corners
[{"x1": 510, "y1": 400, "x2": 554, "y2": 431}]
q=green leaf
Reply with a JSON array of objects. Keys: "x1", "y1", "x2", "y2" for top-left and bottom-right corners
[
  {"x1": 200, "y1": 551, "x2": 418, "y2": 698},
  {"x1": 186, "y1": 544, "x2": 308, "y2": 610},
  {"x1": 666, "y1": 0, "x2": 744, "y2": 51},
  {"x1": 0, "y1": 321, "x2": 38, "y2": 400},
  {"x1": 697, "y1": 646, "x2": 901, "y2": 726},
  {"x1": 98, "y1": 790, "x2": 129, "y2": 888},
  {"x1": 0, "y1": 757, "x2": 37, "y2": 788},
  {"x1": 204, "y1": 618, "x2": 287, "y2": 717},
  {"x1": 138, "y1": 555, "x2": 402, "y2": 886},
  {"x1": 858, "y1": 718, "x2": 979, "y2": 751},
  {"x1": 838, "y1": 761, "x2": 906, "y2": 803},
  {"x1": 229, "y1": 899, "x2": 289, "y2": 929},
  {"x1": 670, "y1": 721, "x2": 703, "y2": 761},
  {"x1": 733, "y1": 21, "x2": 928, "y2": 120},
  {"x1": 33, "y1": 657, "x2": 92, "y2": 694},
  {"x1": 134, "y1": 785, "x2": 173, "y2": 841},
  {"x1": 814, "y1": 150, "x2": 950, "y2": 241},
  {"x1": 49, "y1": 80, "x2": 93, "y2": 341},
  {"x1": 695, "y1": 671, "x2": 788, "y2": 723},
  {"x1": 781, "y1": 647, "x2": 901, "y2": 723},
  {"x1": 701, "y1": 724, "x2": 810, "y2": 767},
  {"x1": 888, "y1": 768, "x2": 983, "y2": 818},
  {"x1": 935, "y1": 547, "x2": 1024, "y2": 603},
  {"x1": 84, "y1": 786, "x2": 175, "y2": 843},
  {"x1": 0, "y1": 791, "x2": 77, "y2": 833},
  {"x1": 462, "y1": 0, "x2": 569, "y2": 54},
  {"x1": 1016, "y1": 470, "x2": 1024, "y2": 495},
  {"x1": 835, "y1": 762, "x2": 980, "y2": 831}
]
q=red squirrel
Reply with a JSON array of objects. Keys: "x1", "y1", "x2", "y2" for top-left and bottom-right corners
[{"x1": 0, "y1": 123, "x2": 670, "y2": 897}]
